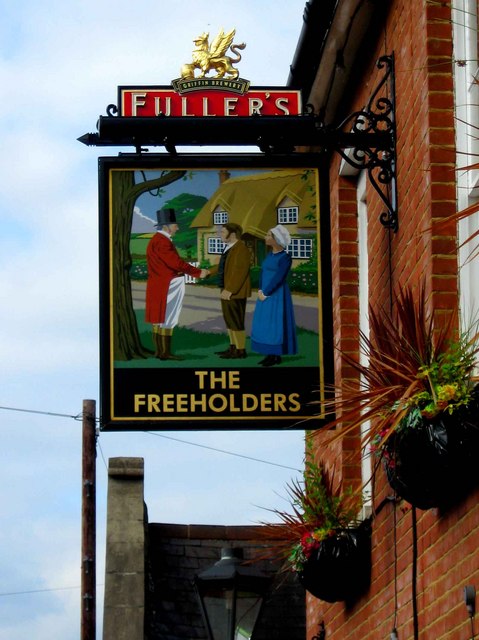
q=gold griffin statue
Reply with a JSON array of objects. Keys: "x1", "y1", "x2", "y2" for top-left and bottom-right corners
[{"x1": 180, "y1": 28, "x2": 246, "y2": 80}]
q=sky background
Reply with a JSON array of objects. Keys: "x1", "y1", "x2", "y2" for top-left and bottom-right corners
[{"x1": 0, "y1": 2, "x2": 311, "y2": 637}]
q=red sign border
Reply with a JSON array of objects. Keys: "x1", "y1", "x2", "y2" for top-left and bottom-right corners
[{"x1": 118, "y1": 85, "x2": 303, "y2": 118}]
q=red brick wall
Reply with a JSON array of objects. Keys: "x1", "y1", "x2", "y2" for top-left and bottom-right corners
[{"x1": 306, "y1": 1, "x2": 479, "y2": 638}]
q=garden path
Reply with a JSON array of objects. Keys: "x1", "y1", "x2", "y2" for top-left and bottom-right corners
[{"x1": 131, "y1": 281, "x2": 319, "y2": 334}]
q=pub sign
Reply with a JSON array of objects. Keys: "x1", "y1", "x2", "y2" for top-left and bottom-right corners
[
  {"x1": 99, "y1": 154, "x2": 332, "y2": 430},
  {"x1": 96, "y1": 29, "x2": 333, "y2": 430}
]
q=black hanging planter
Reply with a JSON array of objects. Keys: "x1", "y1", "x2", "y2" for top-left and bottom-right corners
[
  {"x1": 384, "y1": 393, "x2": 479, "y2": 510},
  {"x1": 297, "y1": 522, "x2": 371, "y2": 602}
]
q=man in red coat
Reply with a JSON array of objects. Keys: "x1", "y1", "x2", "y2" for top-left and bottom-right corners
[{"x1": 145, "y1": 208, "x2": 208, "y2": 360}]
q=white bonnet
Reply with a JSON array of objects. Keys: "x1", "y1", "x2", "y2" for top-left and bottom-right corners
[{"x1": 270, "y1": 224, "x2": 291, "y2": 248}]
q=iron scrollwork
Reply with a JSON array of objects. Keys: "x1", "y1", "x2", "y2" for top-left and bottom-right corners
[
  {"x1": 82, "y1": 56, "x2": 397, "y2": 231},
  {"x1": 331, "y1": 54, "x2": 398, "y2": 232},
  {"x1": 106, "y1": 104, "x2": 118, "y2": 117}
]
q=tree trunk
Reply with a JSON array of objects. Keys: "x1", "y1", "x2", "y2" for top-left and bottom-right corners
[{"x1": 111, "y1": 169, "x2": 187, "y2": 360}]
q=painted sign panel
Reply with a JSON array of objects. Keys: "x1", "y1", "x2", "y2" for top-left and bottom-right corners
[
  {"x1": 99, "y1": 154, "x2": 332, "y2": 431},
  {"x1": 119, "y1": 86, "x2": 302, "y2": 117}
]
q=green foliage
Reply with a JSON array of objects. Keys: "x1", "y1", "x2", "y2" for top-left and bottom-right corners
[
  {"x1": 327, "y1": 282, "x2": 479, "y2": 453},
  {"x1": 408, "y1": 340, "x2": 477, "y2": 418},
  {"x1": 131, "y1": 260, "x2": 147, "y2": 280},
  {"x1": 130, "y1": 236, "x2": 151, "y2": 255},
  {"x1": 289, "y1": 267, "x2": 318, "y2": 293},
  {"x1": 129, "y1": 192, "x2": 207, "y2": 267},
  {"x1": 250, "y1": 266, "x2": 260, "y2": 290},
  {"x1": 301, "y1": 169, "x2": 318, "y2": 223},
  {"x1": 164, "y1": 192, "x2": 207, "y2": 215},
  {"x1": 288, "y1": 235, "x2": 318, "y2": 293},
  {"x1": 260, "y1": 456, "x2": 362, "y2": 572},
  {"x1": 130, "y1": 257, "x2": 319, "y2": 293}
]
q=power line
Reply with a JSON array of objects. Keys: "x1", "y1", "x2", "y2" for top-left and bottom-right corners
[
  {"x1": 145, "y1": 431, "x2": 303, "y2": 472},
  {"x1": 0, "y1": 405, "x2": 82, "y2": 420},
  {"x1": 0, "y1": 584, "x2": 104, "y2": 598},
  {"x1": 0, "y1": 586, "x2": 77, "y2": 597},
  {"x1": 0, "y1": 404, "x2": 304, "y2": 472}
]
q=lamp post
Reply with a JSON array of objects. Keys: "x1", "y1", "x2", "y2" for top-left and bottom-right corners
[{"x1": 195, "y1": 547, "x2": 270, "y2": 640}]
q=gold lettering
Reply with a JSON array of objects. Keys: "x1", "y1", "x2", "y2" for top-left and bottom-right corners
[
  {"x1": 260, "y1": 394, "x2": 273, "y2": 411},
  {"x1": 288, "y1": 393, "x2": 301, "y2": 412},
  {"x1": 162, "y1": 394, "x2": 176, "y2": 412},
  {"x1": 229, "y1": 371, "x2": 240, "y2": 389},
  {"x1": 134, "y1": 394, "x2": 146, "y2": 412},
  {"x1": 274, "y1": 394, "x2": 288, "y2": 412},
  {"x1": 242, "y1": 394, "x2": 258, "y2": 411},
  {"x1": 190, "y1": 394, "x2": 208, "y2": 411},
  {"x1": 194, "y1": 371, "x2": 208, "y2": 390},
  {"x1": 133, "y1": 389, "x2": 302, "y2": 415},
  {"x1": 229, "y1": 393, "x2": 241, "y2": 412},
  {"x1": 176, "y1": 394, "x2": 189, "y2": 412},
  {"x1": 195, "y1": 370, "x2": 240, "y2": 389},
  {"x1": 147, "y1": 395, "x2": 161, "y2": 412},
  {"x1": 209, "y1": 394, "x2": 228, "y2": 412},
  {"x1": 209, "y1": 371, "x2": 229, "y2": 388}
]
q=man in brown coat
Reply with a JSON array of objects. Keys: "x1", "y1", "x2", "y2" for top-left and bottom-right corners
[{"x1": 213, "y1": 222, "x2": 252, "y2": 359}]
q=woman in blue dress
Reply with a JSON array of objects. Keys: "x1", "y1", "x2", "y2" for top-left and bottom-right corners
[{"x1": 251, "y1": 224, "x2": 297, "y2": 366}]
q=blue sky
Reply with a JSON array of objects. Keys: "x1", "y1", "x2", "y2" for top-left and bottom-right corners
[{"x1": 0, "y1": 1, "x2": 310, "y2": 637}]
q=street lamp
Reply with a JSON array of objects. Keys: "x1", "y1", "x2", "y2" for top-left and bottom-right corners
[{"x1": 195, "y1": 547, "x2": 271, "y2": 640}]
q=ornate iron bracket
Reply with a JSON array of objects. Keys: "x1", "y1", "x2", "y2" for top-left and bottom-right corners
[
  {"x1": 79, "y1": 55, "x2": 397, "y2": 229},
  {"x1": 326, "y1": 54, "x2": 397, "y2": 231}
]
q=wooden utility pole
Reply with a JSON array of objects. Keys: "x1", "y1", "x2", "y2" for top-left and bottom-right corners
[{"x1": 81, "y1": 399, "x2": 96, "y2": 640}]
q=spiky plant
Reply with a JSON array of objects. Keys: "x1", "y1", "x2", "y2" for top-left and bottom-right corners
[
  {"x1": 260, "y1": 460, "x2": 362, "y2": 572},
  {"x1": 324, "y1": 283, "x2": 479, "y2": 452}
]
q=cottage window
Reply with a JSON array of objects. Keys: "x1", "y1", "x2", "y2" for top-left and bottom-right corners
[
  {"x1": 208, "y1": 237, "x2": 226, "y2": 254},
  {"x1": 213, "y1": 210, "x2": 229, "y2": 225},
  {"x1": 277, "y1": 206, "x2": 298, "y2": 224},
  {"x1": 288, "y1": 238, "x2": 312, "y2": 259}
]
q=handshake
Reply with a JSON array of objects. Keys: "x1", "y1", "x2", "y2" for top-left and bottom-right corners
[{"x1": 199, "y1": 268, "x2": 210, "y2": 279}]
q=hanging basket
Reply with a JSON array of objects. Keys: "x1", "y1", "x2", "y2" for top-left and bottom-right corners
[
  {"x1": 384, "y1": 395, "x2": 479, "y2": 510},
  {"x1": 297, "y1": 523, "x2": 371, "y2": 602}
]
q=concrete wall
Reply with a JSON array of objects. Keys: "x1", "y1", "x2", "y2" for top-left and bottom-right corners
[{"x1": 103, "y1": 457, "x2": 146, "y2": 640}]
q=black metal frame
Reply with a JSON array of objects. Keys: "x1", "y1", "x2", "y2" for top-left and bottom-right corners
[
  {"x1": 330, "y1": 55, "x2": 397, "y2": 231},
  {"x1": 79, "y1": 54, "x2": 397, "y2": 230}
]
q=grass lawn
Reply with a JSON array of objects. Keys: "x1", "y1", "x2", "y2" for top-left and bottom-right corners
[{"x1": 114, "y1": 313, "x2": 321, "y2": 369}]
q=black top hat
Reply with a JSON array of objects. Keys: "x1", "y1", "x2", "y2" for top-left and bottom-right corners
[{"x1": 155, "y1": 208, "x2": 177, "y2": 226}]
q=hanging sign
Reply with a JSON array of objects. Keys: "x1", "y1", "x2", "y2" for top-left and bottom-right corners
[
  {"x1": 98, "y1": 154, "x2": 332, "y2": 431},
  {"x1": 95, "y1": 28, "x2": 332, "y2": 430}
]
